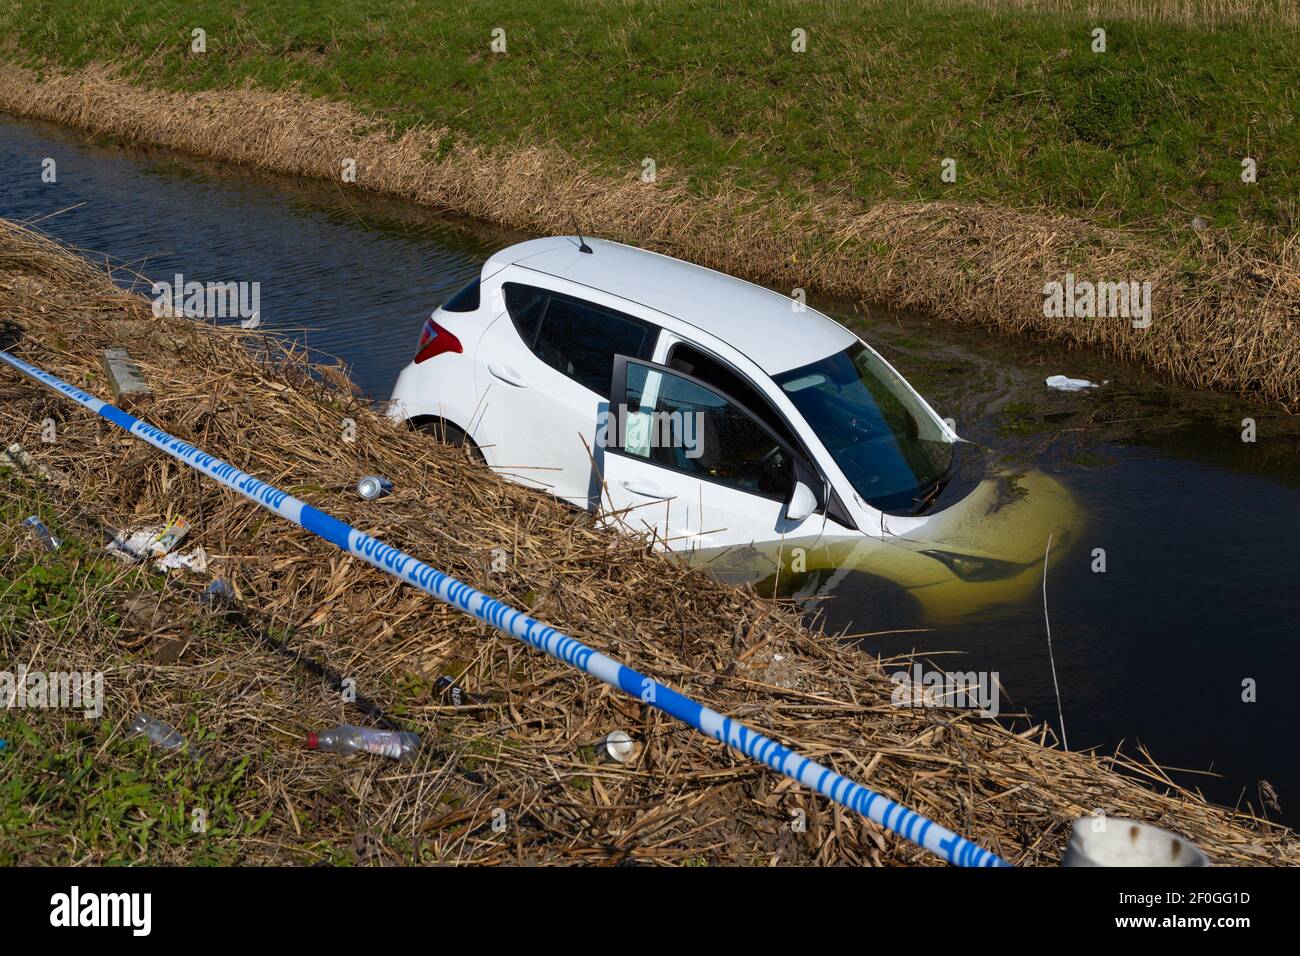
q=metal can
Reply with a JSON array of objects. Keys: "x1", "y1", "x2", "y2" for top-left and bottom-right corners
[
  {"x1": 356, "y1": 475, "x2": 393, "y2": 500},
  {"x1": 148, "y1": 515, "x2": 190, "y2": 556},
  {"x1": 601, "y1": 730, "x2": 635, "y2": 763},
  {"x1": 434, "y1": 675, "x2": 477, "y2": 708}
]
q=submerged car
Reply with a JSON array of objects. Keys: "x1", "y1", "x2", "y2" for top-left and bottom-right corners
[{"x1": 389, "y1": 236, "x2": 1078, "y2": 619}]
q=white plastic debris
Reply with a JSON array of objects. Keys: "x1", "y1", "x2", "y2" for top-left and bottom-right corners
[
  {"x1": 106, "y1": 528, "x2": 158, "y2": 561},
  {"x1": 1, "y1": 443, "x2": 54, "y2": 480},
  {"x1": 153, "y1": 549, "x2": 207, "y2": 573},
  {"x1": 106, "y1": 516, "x2": 191, "y2": 562},
  {"x1": 1045, "y1": 375, "x2": 1106, "y2": 391}
]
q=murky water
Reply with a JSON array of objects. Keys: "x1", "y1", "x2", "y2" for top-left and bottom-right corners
[{"x1": 3, "y1": 113, "x2": 1298, "y2": 829}]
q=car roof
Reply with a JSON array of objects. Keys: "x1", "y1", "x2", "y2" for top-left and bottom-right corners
[{"x1": 483, "y1": 237, "x2": 856, "y2": 375}]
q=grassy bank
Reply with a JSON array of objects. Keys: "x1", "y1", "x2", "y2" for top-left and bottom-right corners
[
  {"x1": 0, "y1": 2, "x2": 1297, "y2": 406},
  {"x1": 1, "y1": 216, "x2": 1297, "y2": 865},
  {"x1": 3, "y1": 0, "x2": 1297, "y2": 236}
]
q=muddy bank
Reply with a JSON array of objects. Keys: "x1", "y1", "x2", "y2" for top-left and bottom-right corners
[
  {"x1": 0, "y1": 63, "x2": 1297, "y2": 410},
  {"x1": 0, "y1": 217, "x2": 1295, "y2": 865}
]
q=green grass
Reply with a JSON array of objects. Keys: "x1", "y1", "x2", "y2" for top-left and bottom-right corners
[
  {"x1": 0, "y1": 477, "x2": 126, "y2": 629},
  {"x1": 0, "y1": 481, "x2": 264, "y2": 864},
  {"x1": 0, "y1": 717, "x2": 261, "y2": 865},
  {"x1": 1, "y1": 0, "x2": 1296, "y2": 240}
]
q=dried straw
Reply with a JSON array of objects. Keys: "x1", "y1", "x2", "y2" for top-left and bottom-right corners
[{"x1": 1, "y1": 218, "x2": 1295, "y2": 865}]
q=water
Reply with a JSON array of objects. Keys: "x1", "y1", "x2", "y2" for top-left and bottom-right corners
[
  {"x1": 3, "y1": 113, "x2": 1297, "y2": 828},
  {"x1": 0, "y1": 114, "x2": 507, "y2": 397}
]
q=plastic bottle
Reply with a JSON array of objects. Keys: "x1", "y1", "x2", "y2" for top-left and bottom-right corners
[
  {"x1": 22, "y1": 516, "x2": 61, "y2": 551},
  {"x1": 129, "y1": 713, "x2": 187, "y2": 750},
  {"x1": 306, "y1": 724, "x2": 419, "y2": 761}
]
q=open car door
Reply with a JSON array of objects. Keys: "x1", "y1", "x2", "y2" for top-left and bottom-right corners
[{"x1": 597, "y1": 355, "x2": 827, "y2": 553}]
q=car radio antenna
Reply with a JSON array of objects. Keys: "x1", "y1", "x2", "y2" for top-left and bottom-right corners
[{"x1": 572, "y1": 217, "x2": 593, "y2": 254}]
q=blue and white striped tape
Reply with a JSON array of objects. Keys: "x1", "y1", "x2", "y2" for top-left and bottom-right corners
[{"x1": 0, "y1": 347, "x2": 1008, "y2": 867}]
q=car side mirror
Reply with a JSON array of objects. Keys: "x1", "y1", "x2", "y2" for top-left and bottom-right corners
[{"x1": 787, "y1": 481, "x2": 817, "y2": 522}]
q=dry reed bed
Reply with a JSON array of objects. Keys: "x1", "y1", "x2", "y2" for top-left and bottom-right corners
[
  {"x1": 0, "y1": 218, "x2": 1295, "y2": 865},
  {"x1": 0, "y1": 64, "x2": 1297, "y2": 410}
]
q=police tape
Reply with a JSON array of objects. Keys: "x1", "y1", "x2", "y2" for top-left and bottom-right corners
[{"x1": 0, "y1": 347, "x2": 1008, "y2": 867}]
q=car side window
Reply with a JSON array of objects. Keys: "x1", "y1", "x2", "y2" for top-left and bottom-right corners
[
  {"x1": 535, "y1": 295, "x2": 655, "y2": 398},
  {"x1": 621, "y1": 361, "x2": 793, "y2": 499},
  {"x1": 503, "y1": 283, "x2": 655, "y2": 399},
  {"x1": 503, "y1": 283, "x2": 547, "y2": 346}
]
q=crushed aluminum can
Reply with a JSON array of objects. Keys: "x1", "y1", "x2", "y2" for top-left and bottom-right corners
[
  {"x1": 148, "y1": 515, "x2": 190, "y2": 556},
  {"x1": 22, "y1": 516, "x2": 60, "y2": 551},
  {"x1": 434, "y1": 675, "x2": 479, "y2": 708},
  {"x1": 106, "y1": 529, "x2": 155, "y2": 562},
  {"x1": 601, "y1": 730, "x2": 635, "y2": 763},
  {"x1": 356, "y1": 475, "x2": 393, "y2": 500}
]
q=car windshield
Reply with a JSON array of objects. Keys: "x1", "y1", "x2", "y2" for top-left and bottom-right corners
[{"x1": 773, "y1": 342, "x2": 954, "y2": 513}]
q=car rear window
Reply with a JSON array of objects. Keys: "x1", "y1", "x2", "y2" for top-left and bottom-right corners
[{"x1": 442, "y1": 277, "x2": 481, "y2": 313}]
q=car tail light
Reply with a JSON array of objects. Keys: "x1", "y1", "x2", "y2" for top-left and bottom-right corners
[{"x1": 413, "y1": 316, "x2": 463, "y2": 363}]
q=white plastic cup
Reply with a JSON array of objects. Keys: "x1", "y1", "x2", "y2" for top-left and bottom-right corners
[{"x1": 1062, "y1": 817, "x2": 1210, "y2": 867}]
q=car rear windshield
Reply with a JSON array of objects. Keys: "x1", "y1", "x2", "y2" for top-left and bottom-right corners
[{"x1": 773, "y1": 342, "x2": 953, "y2": 514}]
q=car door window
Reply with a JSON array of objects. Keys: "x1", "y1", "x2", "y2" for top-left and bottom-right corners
[
  {"x1": 503, "y1": 283, "x2": 656, "y2": 399},
  {"x1": 666, "y1": 342, "x2": 799, "y2": 448},
  {"x1": 620, "y1": 360, "x2": 793, "y2": 499}
]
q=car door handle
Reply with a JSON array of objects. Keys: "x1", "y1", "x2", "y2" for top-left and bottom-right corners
[
  {"x1": 620, "y1": 480, "x2": 668, "y2": 498},
  {"x1": 488, "y1": 363, "x2": 528, "y2": 388}
]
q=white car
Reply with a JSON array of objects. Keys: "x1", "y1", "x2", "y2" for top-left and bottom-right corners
[{"x1": 389, "y1": 236, "x2": 1078, "y2": 615}]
